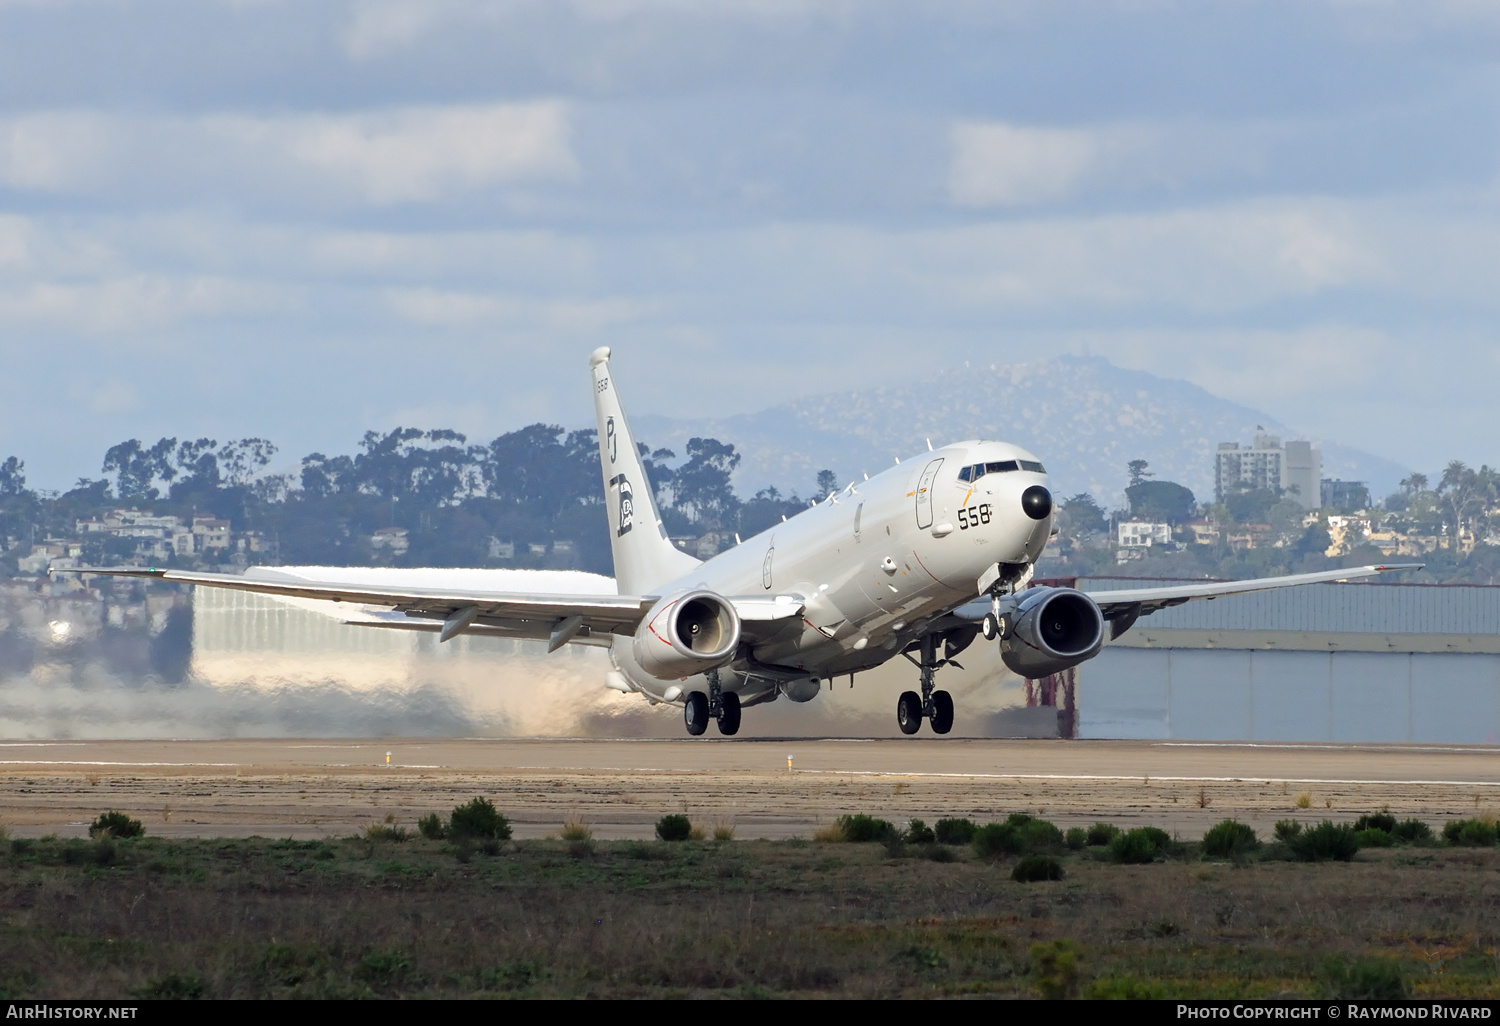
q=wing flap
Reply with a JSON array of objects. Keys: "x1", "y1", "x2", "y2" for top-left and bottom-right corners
[{"x1": 344, "y1": 609, "x2": 615, "y2": 648}]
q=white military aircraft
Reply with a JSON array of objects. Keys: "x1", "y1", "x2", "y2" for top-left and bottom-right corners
[{"x1": 86, "y1": 348, "x2": 1419, "y2": 737}]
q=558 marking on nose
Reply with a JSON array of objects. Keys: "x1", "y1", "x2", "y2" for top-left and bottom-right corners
[{"x1": 958, "y1": 504, "x2": 991, "y2": 530}]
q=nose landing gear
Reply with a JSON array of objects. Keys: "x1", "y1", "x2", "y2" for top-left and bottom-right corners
[{"x1": 895, "y1": 634, "x2": 954, "y2": 735}]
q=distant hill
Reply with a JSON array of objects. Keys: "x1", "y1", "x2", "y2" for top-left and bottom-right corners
[{"x1": 635, "y1": 355, "x2": 1408, "y2": 508}]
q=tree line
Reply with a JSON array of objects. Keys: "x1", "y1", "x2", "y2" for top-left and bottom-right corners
[
  {"x1": 0, "y1": 428, "x2": 832, "y2": 577},
  {"x1": 1044, "y1": 459, "x2": 1500, "y2": 585}
]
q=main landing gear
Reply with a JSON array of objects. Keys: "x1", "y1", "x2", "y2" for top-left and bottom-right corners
[
  {"x1": 684, "y1": 669, "x2": 741, "y2": 737},
  {"x1": 897, "y1": 634, "x2": 954, "y2": 735}
]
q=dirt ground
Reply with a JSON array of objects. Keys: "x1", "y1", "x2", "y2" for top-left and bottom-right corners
[{"x1": 0, "y1": 737, "x2": 1495, "y2": 840}]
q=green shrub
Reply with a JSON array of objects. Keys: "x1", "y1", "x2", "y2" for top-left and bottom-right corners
[
  {"x1": 972, "y1": 814, "x2": 1064, "y2": 860},
  {"x1": 1086, "y1": 822, "x2": 1121, "y2": 847},
  {"x1": 655, "y1": 814, "x2": 692, "y2": 842},
  {"x1": 1064, "y1": 827, "x2": 1087, "y2": 851},
  {"x1": 1273, "y1": 819, "x2": 1303, "y2": 842},
  {"x1": 1012, "y1": 855, "x2": 1064, "y2": 882},
  {"x1": 354, "y1": 949, "x2": 412, "y2": 987},
  {"x1": 924, "y1": 845, "x2": 957, "y2": 863},
  {"x1": 1108, "y1": 827, "x2": 1172, "y2": 864},
  {"x1": 1442, "y1": 818, "x2": 1499, "y2": 847},
  {"x1": 477, "y1": 961, "x2": 541, "y2": 992},
  {"x1": 365, "y1": 824, "x2": 410, "y2": 843},
  {"x1": 1353, "y1": 812, "x2": 1397, "y2": 834},
  {"x1": 449, "y1": 798, "x2": 511, "y2": 841},
  {"x1": 1030, "y1": 939, "x2": 1080, "y2": 1000},
  {"x1": 1392, "y1": 819, "x2": 1433, "y2": 843},
  {"x1": 89, "y1": 811, "x2": 144, "y2": 840},
  {"x1": 417, "y1": 814, "x2": 447, "y2": 841},
  {"x1": 1320, "y1": 956, "x2": 1409, "y2": 999},
  {"x1": 933, "y1": 818, "x2": 977, "y2": 845},
  {"x1": 128, "y1": 972, "x2": 204, "y2": 1000},
  {"x1": 835, "y1": 815, "x2": 897, "y2": 843},
  {"x1": 1354, "y1": 828, "x2": 1394, "y2": 849},
  {"x1": 971, "y1": 823, "x2": 1011, "y2": 859},
  {"x1": 1201, "y1": 819, "x2": 1258, "y2": 858},
  {"x1": 1289, "y1": 821, "x2": 1359, "y2": 862},
  {"x1": 903, "y1": 819, "x2": 935, "y2": 845},
  {"x1": 1086, "y1": 975, "x2": 1166, "y2": 999}
]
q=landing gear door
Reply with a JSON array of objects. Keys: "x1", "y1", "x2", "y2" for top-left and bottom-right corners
[{"x1": 914, "y1": 458, "x2": 944, "y2": 529}]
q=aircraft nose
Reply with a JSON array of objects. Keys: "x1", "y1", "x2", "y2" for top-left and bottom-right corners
[{"x1": 1021, "y1": 485, "x2": 1052, "y2": 521}]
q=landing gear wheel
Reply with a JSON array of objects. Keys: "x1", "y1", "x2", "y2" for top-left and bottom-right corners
[
  {"x1": 684, "y1": 691, "x2": 710, "y2": 736},
  {"x1": 897, "y1": 690, "x2": 923, "y2": 735},
  {"x1": 930, "y1": 690, "x2": 954, "y2": 734},
  {"x1": 981, "y1": 613, "x2": 999, "y2": 641},
  {"x1": 716, "y1": 691, "x2": 741, "y2": 736}
]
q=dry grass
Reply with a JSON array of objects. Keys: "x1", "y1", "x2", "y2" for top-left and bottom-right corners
[
  {"x1": 560, "y1": 814, "x2": 592, "y2": 842},
  {"x1": 712, "y1": 820, "x2": 736, "y2": 842},
  {"x1": 813, "y1": 821, "x2": 847, "y2": 843},
  {"x1": 0, "y1": 834, "x2": 1497, "y2": 997},
  {"x1": 1296, "y1": 793, "x2": 1313, "y2": 809}
]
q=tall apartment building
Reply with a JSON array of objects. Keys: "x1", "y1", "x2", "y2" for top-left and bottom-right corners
[{"x1": 1215, "y1": 433, "x2": 1322, "y2": 510}]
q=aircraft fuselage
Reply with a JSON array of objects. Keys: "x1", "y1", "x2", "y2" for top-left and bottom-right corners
[{"x1": 610, "y1": 440, "x2": 1054, "y2": 704}]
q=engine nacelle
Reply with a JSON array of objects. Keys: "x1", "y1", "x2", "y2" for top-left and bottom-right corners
[
  {"x1": 999, "y1": 587, "x2": 1105, "y2": 679},
  {"x1": 631, "y1": 590, "x2": 741, "y2": 681}
]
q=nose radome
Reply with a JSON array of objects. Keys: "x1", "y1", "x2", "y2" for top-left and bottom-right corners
[{"x1": 1021, "y1": 485, "x2": 1052, "y2": 521}]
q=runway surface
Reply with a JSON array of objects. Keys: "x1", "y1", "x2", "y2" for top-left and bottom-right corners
[{"x1": 0, "y1": 737, "x2": 1495, "y2": 840}]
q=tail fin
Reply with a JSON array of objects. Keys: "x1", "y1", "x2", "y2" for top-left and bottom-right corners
[{"x1": 590, "y1": 348, "x2": 700, "y2": 594}]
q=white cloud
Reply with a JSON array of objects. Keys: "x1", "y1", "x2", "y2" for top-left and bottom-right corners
[
  {"x1": 344, "y1": 0, "x2": 447, "y2": 59},
  {"x1": 898, "y1": 198, "x2": 1385, "y2": 310},
  {"x1": 340, "y1": 0, "x2": 846, "y2": 59},
  {"x1": 214, "y1": 101, "x2": 579, "y2": 203},
  {"x1": 385, "y1": 286, "x2": 648, "y2": 333},
  {"x1": 0, "y1": 275, "x2": 278, "y2": 334},
  {"x1": 0, "y1": 111, "x2": 116, "y2": 192},
  {"x1": 0, "y1": 101, "x2": 578, "y2": 206},
  {"x1": 948, "y1": 121, "x2": 1099, "y2": 207},
  {"x1": 0, "y1": 216, "x2": 31, "y2": 268},
  {"x1": 81, "y1": 379, "x2": 143, "y2": 416}
]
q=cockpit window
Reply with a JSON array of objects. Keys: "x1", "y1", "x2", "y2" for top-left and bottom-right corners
[{"x1": 965, "y1": 458, "x2": 1045, "y2": 479}]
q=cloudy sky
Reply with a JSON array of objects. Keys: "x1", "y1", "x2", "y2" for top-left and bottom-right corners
[{"x1": 3, "y1": 0, "x2": 1499, "y2": 490}]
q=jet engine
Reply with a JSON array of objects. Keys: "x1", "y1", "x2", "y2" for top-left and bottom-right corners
[
  {"x1": 631, "y1": 590, "x2": 742, "y2": 681},
  {"x1": 998, "y1": 587, "x2": 1104, "y2": 678}
]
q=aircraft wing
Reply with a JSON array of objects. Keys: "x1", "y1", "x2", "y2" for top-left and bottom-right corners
[
  {"x1": 1084, "y1": 562, "x2": 1423, "y2": 638},
  {"x1": 79, "y1": 567, "x2": 807, "y2": 649},
  {"x1": 81, "y1": 567, "x2": 651, "y2": 646}
]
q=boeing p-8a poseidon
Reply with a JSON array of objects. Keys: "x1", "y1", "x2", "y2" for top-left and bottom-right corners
[{"x1": 87, "y1": 349, "x2": 1418, "y2": 737}]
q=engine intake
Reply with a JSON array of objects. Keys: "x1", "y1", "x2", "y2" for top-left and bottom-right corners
[
  {"x1": 999, "y1": 586, "x2": 1104, "y2": 678},
  {"x1": 631, "y1": 590, "x2": 742, "y2": 681}
]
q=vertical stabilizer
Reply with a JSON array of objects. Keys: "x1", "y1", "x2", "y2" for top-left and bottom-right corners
[{"x1": 589, "y1": 348, "x2": 700, "y2": 594}]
